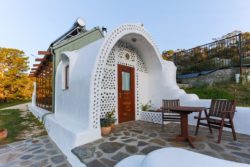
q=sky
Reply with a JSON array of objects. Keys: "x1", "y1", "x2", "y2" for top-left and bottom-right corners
[{"x1": 0, "y1": 0, "x2": 250, "y2": 68}]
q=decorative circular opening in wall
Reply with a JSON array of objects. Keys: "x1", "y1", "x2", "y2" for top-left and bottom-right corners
[{"x1": 125, "y1": 53, "x2": 130, "y2": 60}]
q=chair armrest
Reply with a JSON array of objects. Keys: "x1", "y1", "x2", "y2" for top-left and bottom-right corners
[
  {"x1": 161, "y1": 108, "x2": 171, "y2": 111},
  {"x1": 161, "y1": 107, "x2": 172, "y2": 112},
  {"x1": 204, "y1": 108, "x2": 210, "y2": 112},
  {"x1": 194, "y1": 116, "x2": 207, "y2": 120},
  {"x1": 156, "y1": 108, "x2": 162, "y2": 112},
  {"x1": 221, "y1": 110, "x2": 235, "y2": 114},
  {"x1": 161, "y1": 107, "x2": 171, "y2": 109}
]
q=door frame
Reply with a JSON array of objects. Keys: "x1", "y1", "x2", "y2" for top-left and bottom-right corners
[{"x1": 117, "y1": 64, "x2": 135, "y2": 123}]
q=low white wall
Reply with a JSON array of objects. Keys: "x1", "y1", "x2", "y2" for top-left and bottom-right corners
[
  {"x1": 140, "y1": 111, "x2": 162, "y2": 124},
  {"x1": 28, "y1": 104, "x2": 51, "y2": 121},
  {"x1": 233, "y1": 107, "x2": 250, "y2": 135}
]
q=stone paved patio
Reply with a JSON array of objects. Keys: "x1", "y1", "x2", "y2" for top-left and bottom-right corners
[
  {"x1": 72, "y1": 121, "x2": 250, "y2": 167},
  {"x1": 0, "y1": 136, "x2": 72, "y2": 167}
]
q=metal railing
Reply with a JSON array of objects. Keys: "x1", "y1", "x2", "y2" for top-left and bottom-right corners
[{"x1": 173, "y1": 33, "x2": 250, "y2": 76}]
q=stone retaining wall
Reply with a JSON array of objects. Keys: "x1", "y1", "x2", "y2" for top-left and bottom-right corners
[{"x1": 179, "y1": 68, "x2": 239, "y2": 86}]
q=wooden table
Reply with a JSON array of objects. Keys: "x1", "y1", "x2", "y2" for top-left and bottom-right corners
[{"x1": 168, "y1": 106, "x2": 205, "y2": 148}]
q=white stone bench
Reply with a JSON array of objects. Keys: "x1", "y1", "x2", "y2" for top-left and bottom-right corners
[{"x1": 115, "y1": 147, "x2": 250, "y2": 167}]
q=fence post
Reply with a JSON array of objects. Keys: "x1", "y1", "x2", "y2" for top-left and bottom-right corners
[
  {"x1": 172, "y1": 52, "x2": 177, "y2": 67},
  {"x1": 239, "y1": 33, "x2": 243, "y2": 75}
]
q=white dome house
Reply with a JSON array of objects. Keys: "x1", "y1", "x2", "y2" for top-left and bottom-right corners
[{"x1": 31, "y1": 19, "x2": 244, "y2": 167}]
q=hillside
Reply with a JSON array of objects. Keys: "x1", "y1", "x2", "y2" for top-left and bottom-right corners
[{"x1": 184, "y1": 83, "x2": 250, "y2": 107}]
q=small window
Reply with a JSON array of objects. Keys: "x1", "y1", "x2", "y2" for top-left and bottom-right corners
[
  {"x1": 65, "y1": 65, "x2": 69, "y2": 89},
  {"x1": 122, "y1": 71, "x2": 130, "y2": 91}
]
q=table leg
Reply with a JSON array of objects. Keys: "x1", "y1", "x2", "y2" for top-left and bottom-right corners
[
  {"x1": 173, "y1": 113, "x2": 195, "y2": 148},
  {"x1": 187, "y1": 136, "x2": 195, "y2": 148},
  {"x1": 181, "y1": 113, "x2": 188, "y2": 138}
]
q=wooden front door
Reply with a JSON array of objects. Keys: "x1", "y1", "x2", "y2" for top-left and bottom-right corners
[{"x1": 118, "y1": 64, "x2": 135, "y2": 123}]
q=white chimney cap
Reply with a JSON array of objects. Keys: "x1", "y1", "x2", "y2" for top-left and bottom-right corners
[{"x1": 76, "y1": 17, "x2": 86, "y2": 27}]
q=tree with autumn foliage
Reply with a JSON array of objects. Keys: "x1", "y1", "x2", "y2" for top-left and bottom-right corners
[
  {"x1": 0, "y1": 48, "x2": 33, "y2": 102},
  {"x1": 162, "y1": 50, "x2": 175, "y2": 60}
]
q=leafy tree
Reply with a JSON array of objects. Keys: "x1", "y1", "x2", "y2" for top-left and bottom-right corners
[
  {"x1": 162, "y1": 50, "x2": 175, "y2": 60},
  {"x1": 0, "y1": 48, "x2": 33, "y2": 102}
]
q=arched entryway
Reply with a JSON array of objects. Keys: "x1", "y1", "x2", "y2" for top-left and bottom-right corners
[
  {"x1": 99, "y1": 40, "x2": 148, "y2": 123},
  {"x1": 90, "y1": 24, "x2": 164, "y2": 129}
]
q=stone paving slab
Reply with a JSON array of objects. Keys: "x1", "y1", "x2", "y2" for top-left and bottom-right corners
[
  {"x1": 0, "y1": 136, "x2": 72, "y2": 167},
  {"x1": 72, "y1": 121, "x2": 250, "y2": 167}
]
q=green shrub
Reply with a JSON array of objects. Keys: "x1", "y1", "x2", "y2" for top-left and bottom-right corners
[
  {"x1": 105, "y1": 109, "x2": 117, "y2": 124},
  {"x1": 100, "y1": 118, "x2": 112, "y2": 127},
  {"x1": 141, "y1": 101, "x2": 152, "y2": 111},
  {"x1": 184, "y1": 83, "x2": 250, "y2": 107}
]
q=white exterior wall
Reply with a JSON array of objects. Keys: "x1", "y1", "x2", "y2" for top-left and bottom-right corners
[
  {"x1": 137, "y1": 71, "x2": 149, "y2": 109},
  {"x1": 55, "y1": 39, "x2": 104, "y2": 130},
  {"x1": 29, "y1": 39, "x2": 105, "y2": 167}
]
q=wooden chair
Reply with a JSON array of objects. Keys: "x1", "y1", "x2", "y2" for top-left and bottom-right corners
[
  {"x1": 161, "y1": 99, "x2": 181, "y2": 130},
  {"x1": 194, "y1": 99, "x2": 237, "y2": 143}
]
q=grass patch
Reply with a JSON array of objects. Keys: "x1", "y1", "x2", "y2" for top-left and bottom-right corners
[
  {"x1": 185, "y1": 87, "x2": 234, "y2": 99},
  {"x1": 0, "y1": 100, "x2": 30, "y2": 109},
  {"x1": 184, "y1": 83, "x2": 250, "y2": 107},
  {"x1": 0, "y1": 109, "x2": 46, "y2": 145}
]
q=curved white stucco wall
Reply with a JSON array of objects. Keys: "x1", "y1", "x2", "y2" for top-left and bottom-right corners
[{"x1": 55, "y1": 38, "x2": 104, "y2": 130}]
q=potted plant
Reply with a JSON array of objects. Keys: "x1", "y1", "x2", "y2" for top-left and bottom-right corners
[
  {"x1": 100, "y1": 118, "x2": 112, "y2": 136},
  {"x1": 0, "y1": 129, "x2": 7, "y2": 140},
  {"x1": 141, "y1": 101, "x2": 152, "y2": 111},
  {"x1": 105, "y1": 109, "x2": 117, "y2": 131}
]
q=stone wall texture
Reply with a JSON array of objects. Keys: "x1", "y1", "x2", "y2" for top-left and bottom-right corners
[{"x1": 179, "y1": 68, "x2": 240, "y2": 86}]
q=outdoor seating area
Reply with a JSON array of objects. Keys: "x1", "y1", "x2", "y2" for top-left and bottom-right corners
[
  {"x1": 72, "y1": 121, "x2": 250, "y2": 167},
  {"x1": 150, "y1": 99, "x2": 237, "y2": 148},
  {"x1": 195, "y1": 99, "x2": 237, "y2": 143}
]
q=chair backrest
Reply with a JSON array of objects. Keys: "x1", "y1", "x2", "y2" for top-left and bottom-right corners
[
  {"x1": 209, "y1": 99, "x2": 236, "y2": 118},
  {"x1": 162, "y1": 99, "x2": 180, "y2": 112}
]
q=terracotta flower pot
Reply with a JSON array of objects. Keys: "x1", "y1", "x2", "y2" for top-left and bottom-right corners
[
  {"x1": 111, "y1": 123, "x2": 115, "y2": 131},
  {"x1": 0, "y1": 129, "x2": 7, "y2": 140},
  {"x1": 101, "y1": 126, "x2": 111, "y2": 136}
]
